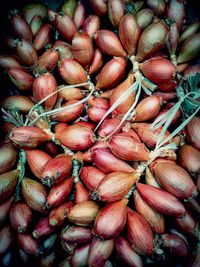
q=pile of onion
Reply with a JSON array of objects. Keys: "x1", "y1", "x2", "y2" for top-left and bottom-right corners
[{"x1": 0, "y1": 0, "x2": 199, "y2": 267}]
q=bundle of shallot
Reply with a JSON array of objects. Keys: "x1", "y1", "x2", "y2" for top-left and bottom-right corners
[{"x1": 0, "y1": 0, "x2": 199, "y2": 266}]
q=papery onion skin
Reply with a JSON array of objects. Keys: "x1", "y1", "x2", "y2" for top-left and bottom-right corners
[
  {"x1": 108, "y1": 132, "x2": 149, "y2": 161},
  {"x1": 159, "y1": 79, "x2": 177, "y2": 92},
  {"x1": 53, "y1": 40, "x2": 73, "y2": 60},
  {"x1": 153, "y1": 91, "x2": 176, "y2": 102},
  {"x1": 115, "y1": 236, "x2": 143, "y2": 267},
  {"x1": 0, "y1": 55, "x2": 21, "y2": 69},
  {"x1": 131, "y1": 123, "x2": 169, "y2": 148},
  {"x1": 134, "y1": 190, "x2": 165, "y2": 234},
  {"x1": 145, "y1": 167, "x2": 161, "y2": 188},
  {"x1": 46, "y1": 177, "x2": 74, "y2": 208},
  {"x1": 30, "y1": 15, "x2": 43, "y2": 36},
  {"x1": 10, "y1": 13, "x2": 32, "y2": 41},
  {"x1": 0, "y1": 226, "x2": 13, "y2": 255},
  {"x1": 177, "y1": 33, "x2": 200, "y2": 64},
  {"x1": 32, "y1": 217, "x2": 55, "y2": 239},
  {"x1": 83, "y1": 15, "x2": 100, "y2": 38},
  {"x1": 110, "y1": 74, "x2": 135, "y2": 116},
  {"x1": 88, "y1": 238, "x2": 114, "y2": 267},
  {"x1": 58, "y1": 87, "x2": 84, "y2": 101},
  {"x1": 74, "y1": 181, "x2": 90, "y2": 204},
  {"x1": 94, "y1": 30, "x2": 127, "y2": 57},
  {"x1": 87, "y1": 97, "x2": 109, "y2": 123},
  {"x1": 49, "y1": 201, "x2": 73, "y2": 226},
  {"x1": 16, "y1": 39, "x2": 38, "y2": 66},
  {"x1": 93, "y1": 199, "x2": 128, "y2": 239},
  {"x1": 178, "y1": 144, "x2": 200, "y2": 174},
  {"x1": 22, "y1": 178, "x2": 48, "y2": 213},
  {"x1": 175, "y1": 211, "x2": 199, "y2": 239},
  {"x1": 75, "y1": 121, "x2": 96, "y2": 131},
  {"x1": 38, "y1": 48, "x2": 60, "y2": 71},
  {"x1": 54, "y1": 122, "x2": 68, "y2": 134},
  {"x1": 59, "y1": 58, "x2": 87, "y2": 84},
  {"x1": 8, "y1": 68, "x2": 34, "y2": 91},
  {"x1": 135, "y1": 21, "x2": 169, "y2": 62},
  {"x1": 41, "y1": 156, "x2": 72, "y2": 187},
  {"x1": 184, "y1": 64, "x2": 200, "y2": 78},
  {"x1": 71, "y1": 32, "x2": 94, "y2": 68},
  {"x1": 177, "y1": 62, "x2": 190, "y2": 73},
  {"x1": 98, "y1": 118, "x2": 122, "y2": 138},
  {"x1": 119, "y1": 13, "x2": 140, "y2": 56},
  {"x1": 90, "y1": 140, "x2": 108, "y2": 151},
  {"x1": 161, "y1": 233, "x2": 189, "y2": 257},
  {"x1": 74, "y1": 2, "x2": 86, "y2": 29},
  {"x1": 96, "y1": 57, "x2": 126, "y2": 89},
  {"x1": 169, "y1": 229, "x2": 190, "y2": 248},
  {"x1": 9, "y1": 201, "x2": 32, "y2": 233},
  {"x1": 127, "y1": 208, "x2": 154, "y2": 255},
  {"x1": 9, "y1": 126, "x2": 51, "y2": 149},
  {"x1": 80, "y1": 166, "x2": 106, "y2": 191},
  {"x1": 0, "y1": 197, "x2": 14, "y2": 224},
  {"x1": 92, "y1": 148, "x2": 134, "y2": 173},
  {"x1": 136, "y1": 183, "x2": 186, "y2": 217},
  {"x1": 90, "y1": 0, "x2": 108, "y2": 16},
  {"x1": 134, "y1": 95, "x2": 162, "y2": 122},
  {"x1": 33, "y1": 24, "x2": 52, "y2": 51},
  {"x1": 67, "y1": 201, "x2": 100, "y2": 226},
  {"x1": 122, "y1": 128, "x2": 141, "y2": 143},
  {"x1": 71, "y1": 243, "x2": 90, "y2": 267},
  {"x1": 60, "y1": 0, "x2": 77, "y2": 17},
  {"x1": 51, "y1": 100, "x2": 84, "y2": 123},
  {"x1": 1, "y1": 95, "x2": 34, "y2": 114},
  {"x1": 147, "y1": 0, "x2": 166, "y2": 16},
  {"x1": 0, "y1": 143, "x2": 17, "y2": 174},
  {"x1": 17, "y1": 234, "x2": 40, "y2": 255},
  {"x1": 89, "y1": 48, "x2": 103, "y2": 74},
  {"x1": 167, "y1": 23, "x2": 179, "y2": 56},
  {"x1": 26, "y1": 149, "x2": 52, "y2": 180},
  {"x1": 140, "y1": 57, "x2": 176, "y2": 86},
  {"x1": 61, "y1": 226, "x2": 93, "y2": 244},
  {"x1": 33, "y1": 72, "x2": 57, "y2": 111},
  {"x1": 136, "y1": 8, "x2": 154, "y2": 30},
  {"x1": 166, "y1": 0, "x2": 185, "y2": 31},
  {"x1": 96, "y1": 171, "x2": 138, "y2": 202},
  {"x1": 179, "y1": 21, "x2": 200, "y2": 43},
  {"x1": 50, "y1": 12, "x2": 77, "y2": 43},
  {"x1": 56, "y1": 125, "x2": 95, "y2": 151},
  {"x1": 108, "y1": 0, "x2": 125, "y2": 27},
  {"x1": 185, "y1": 116, "x2": 200, "y2": 150},
  {"x1": 23, "y1": 3, "x2": 47, "y2": 24},
  {"x1": 0, "y1": 170, "x2": 19, "y2": 202},
  {"x1": 151, "y1": 161, "x2": 197, "y2": 199}
]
